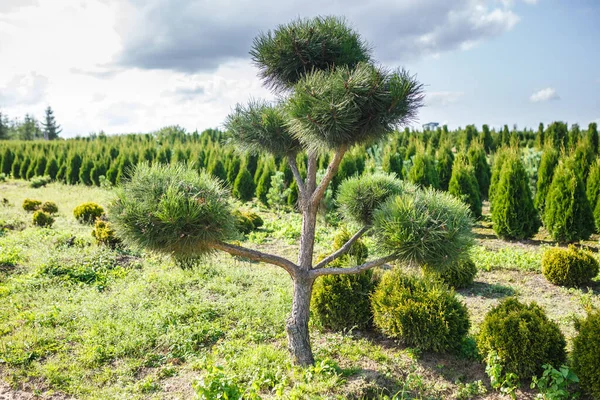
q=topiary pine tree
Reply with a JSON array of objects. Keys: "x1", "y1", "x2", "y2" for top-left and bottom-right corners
[
  {"x1": 110, "y1": 16, "x2": 474, "y2": 367},
  {"x1": 491, "y1": 149, "x2": 540, "y2": 239},
  {"x1": 449, "y1": 153, "x2": 481, "y2": 218},
  {"x1": 544, "y1": 158, "x2": 595, "y2": 242}
]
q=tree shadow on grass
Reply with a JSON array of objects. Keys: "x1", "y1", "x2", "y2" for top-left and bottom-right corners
[{"x1": 458, "y1": 281, "x2": 516, "y2": 299}]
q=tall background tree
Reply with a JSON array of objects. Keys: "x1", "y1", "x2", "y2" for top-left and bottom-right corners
[
  {"x1": 41, "y1": 106, "x2": 62, "y2": 140},
  {"x1": 110, "y1": 16, "x2": 473, "y2": 366}
]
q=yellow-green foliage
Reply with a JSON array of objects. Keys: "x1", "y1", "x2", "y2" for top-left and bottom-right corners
[
  {"x1": 73, "y1": 202, "x2": 104, "y2": 224},
  {"x1": 371, "y1": 269, "x2": 470, "y2": 352},
  {"x1": 425, "y1": 258, "x2": 477, "y2": 289},
  {"x1": 32, "y1": 210, "x2": 54, "y2": 228},
  {"x1": 311, "y1": 228, "x2": 372, "y2": 330},
  {"x1": 22, "y1": 198, "x2": 41, "y2": 212},
  {"x1": 91, "y1": 220, "x2": 120, "y2": 248},
  {"x1": 572, "y1": 311, "x2": 600, "y2": 399},
  {"x1": 233, "y1": 209, "x2": 263, "y2": 234},
  {"x1": 477, "y1": 298, "x2": 566, "y2": 380},
  {"x1": 40, "y1": 201, "x2": 58, "y2": 214},
  {"x1": 541, "y1": 246, "x2": 599, "y2": 287}
]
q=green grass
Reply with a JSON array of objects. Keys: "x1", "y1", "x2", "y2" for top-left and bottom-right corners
[{"x1": 0, "y1": 181, "x2": 598, "y2": 399}]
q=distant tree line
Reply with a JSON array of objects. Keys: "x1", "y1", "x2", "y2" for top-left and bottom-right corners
[{"x1": 0, "y1": 106, "x2": 61, "y2": 141}]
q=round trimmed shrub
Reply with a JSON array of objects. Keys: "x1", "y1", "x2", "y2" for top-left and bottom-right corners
[
  {"x1": 109, "y1": 163, "x2": 236, "y2": 257},
  {"x1": 336, "y1": 172, "x2": 407, "y2": 226},
  {"x1": 477, "y1": 298, "x2": 566, "y2": 381},
  {"x1": 91, "y1": 219, "x2": 120, "y2": 248},
  {"x1": 312, "y1": 269, "x2": 375, "y2": 331},
  {"x1": 424, "y1": 258, "x2": 477, "y2": 289},
  {"x1": 491, "y1": 150, "x2": 540, "y2": 240},
  {"x1": 233, "y1": 209, "x2": 263, "y2": 234},
  {"x1": 22, "y1": 198, "x2": 41, "y2": 212},
  {"x1": 544, "y1": 159, "x2": 594, "y2": 242},
  {"x1": 32, "y1": 210, "x2": 54, "y2": 228},
  {"x1": 332, "y1": 227, "x2": 368, "y2": 263},
  {"x1": 371, "y1": 269, "x2": 470, "y2": 352},
  {"x1": 73, "y1": 202, "x2": 105, "y2": 224},
  {"x1": 41, "y1": 201, "x2": 58, "y2": 214},
  {"x1": 572, "y1": 310, "x2": 600, "y2": 399},
  {"x1": 541, "y1": 246, "x2": 599, "y2": 287},
  {"x1": 373, "y1": 188, "x2": 474, "y2": 268}
]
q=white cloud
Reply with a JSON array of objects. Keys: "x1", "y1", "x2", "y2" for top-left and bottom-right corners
[
  {"x1": 0, "y1": 72, "x2": 49, "y2": 107},
  {"x1": 425, "y1": 91, "x2": 465, "y2": 106},
  {"x1": 529, "y1": 87, "x2": 560, "y2": 103}
]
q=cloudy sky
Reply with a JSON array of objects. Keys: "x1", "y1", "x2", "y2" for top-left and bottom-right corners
[{"x1": 0, "y1": 0, "x2": 598, "y2": 137}]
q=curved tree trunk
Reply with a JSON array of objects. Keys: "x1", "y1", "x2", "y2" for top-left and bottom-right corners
[{"x1": 286, "y1": 275, "x2": 315, "y2": 366}]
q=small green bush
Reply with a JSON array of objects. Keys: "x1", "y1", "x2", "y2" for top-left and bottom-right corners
[
  {"x1": 332, "y1": 228, "x2": 368, "y2": 263},
  {"x1": 448, "y1": 153, "x2": 482, "y2": 218},
  {"x1": 233, "y1": 209, "x2": 263, "y2": 234},
  {"x1": 408, "y1": 150, "x2": 439, "y2": 189},
  {"x1": 30, "y1": 175, "x2": 51, "y2": 188},
  {"x1": 372, "y1": 269, "x2": 470, "y2": 352},
  {"x1": 91, "y1": 219, "x2": 121, "y2": 248},
  {"x1": 232, "y1": 168, "x2": 255, "y2": 202},
  {"x1": 32, "y1": 210, "x2": 54, "y2": 228},
  {"x1": 40, "y1": 201, "x2": 58, "y2": 214},
  {"x1": 425, "y1": 257, "x2": 478, "y2": 289},
  {"x1": 541, "y1": 246, "x2": 599, "y2": 287},
  {"x1": 572, "y1": 310, "x2": 600, "y2": 399},
  {"x1": 477, "y1": 298, "x2": 566, "y2": 381},
  {"x1": 73, "y1": 202, "x2": 105, "y2": 224},
  {"x1": 22, "y1": 198, "x2": 42, "y2": 212}
]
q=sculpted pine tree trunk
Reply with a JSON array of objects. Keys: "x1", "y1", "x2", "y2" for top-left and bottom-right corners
[{"x1": 286, "y1": 274, "x2": 315, "y2": 365}]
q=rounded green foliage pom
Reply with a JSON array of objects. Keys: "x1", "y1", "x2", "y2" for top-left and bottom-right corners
[
  {"x1": 371, "y1": 269, "x2": 470, "y2": 352},
  {"x1": 41, "y1": 201, "x2": 58, "y2": 214},
  {"x1": 448, "y1": 153, "x2": 482, "y2": 218},
  {"x1": 541, "y1": 246, "x2": 599, "y2": 287},
  {"x1": 32, "y1": 210, "x2": 54, "y2": 228},
  {"x1": 250, "y1": 16, "x2": 371, "y2": 90},
  {"x1": 373, "y1": 189, "x2": 474, "y2": 268},
  {"x1": 477, "y1": 298, "x2": 566, "y2": 381},
  {"x1": 491, "y1": 150, "x2": 540, "y2": 240},
  {"x1": 73, "y1": 202, "x2": 105, "y2": 224},
  {"x1": 572, "y1": 311, "x2": 600, "y2": 399},
  {"x1": 424, "y1": 258, "x2": 478, "y2": 289},
  {"x1": 109, "y1": 163, "x2": 236, "y2": 257},
  {"x1": 544, "y1": 159, "x2": 594, "y2": 243},
  {"x1": 336, "y1": 172, "x2": 407, "y2": 226},
  {"x1": 22, "y1": 198, "x2": 41, "y2": 212}
]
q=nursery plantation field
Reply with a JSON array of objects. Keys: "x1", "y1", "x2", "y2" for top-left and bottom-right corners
[{"x1": 1, "y1": 180, "x2": 599, "y2": 400}]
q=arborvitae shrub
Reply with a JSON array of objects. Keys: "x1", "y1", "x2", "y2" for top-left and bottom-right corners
[
  {"x1": 544, "y1": 159, "x2": 594, "y2": 242},
  {"x1": 424, "y1": 257, "x2": 477, "y2": 289},
  {"x1": 477, "y1": 298, "x2": 566, "y2": 381},
  {"x1": 382, "y1": 149, "x2": 404, "y2": 179},
  {"x1": 311, "y1": 228, "x2": 372, "y2": 330},
  {"x1": 41, "y1": 201, "x2": 58, "y2": 214},
  {"x1": 73, "y1": 202, "x2": 105, "y2": 224},
  {"x1": 572, "y1": 138, "x2": 594, "y2": 180},
  {"x1": 372, "y1": 269, "x2": 470, "y2": 352},
  {"x1": 226, "y1": 157, "x2": 241, "y2": 185},
  {"x1": 488, "y1": 147, "x2": 510, "y2": 208},
  {"x1": 448, "y1": 154, "x2": 481, "y2": 218},
  {"x1": 66, "y1": 154, "x2": 82, "y2": 185},
  {"x1": 408, "y1": 150, "x2": 439, "y2": 189},
  {"x1": 312, "y1": 269, "x2": 375, "y2": 331},
  {"x1": 541, "y1": 246, "x2": 599, "y2": 287},
  {"x1": 22, "y1": 198, "x2": 42, "y2": 212},
  {"x1": 255, "y1": 164, "x2": 274, "y2": 204},
  {"x1": 467, "y1": 140, "x2": 491, "y2": 198},
  {"x1": 491, "y1": 150, "x2": 540, "y2": 239},
  {"x1": 208, "y1": 158, "x2": 227, "y2": 183},
  {"x1": 436, "y1": 144, "x2": 454, "y2": 191},
  {"x1": 56, "y1": 164, "x2": 66, "y2": 182},
  {"x1": 586, "y1": 159, "x2": 600, "y2": 230},
  {"x1": 572, "y1": 311, "x2": 600, "y2": 399},
  {"x1": 20, "y1": 158, "x2": 31, "y2": 180},
  {"x1": 11, "y1": 158, "x2": 21, "y2": 179},
  {"x1": 587, "y1": 122, "x2": 599, "y2": 154},
  {"x1": 35, "y1": 156, "x2": 47, "y2": 176},
  {"x1": 90, "y1": 162, "x2": 107, "y2": 186},
  {"x1": 232, "y1": 168, "x2": 255, "y2": 202},
  {"x1": 91, "y1": 219, "x2": 120, "y2": 248},
  {"x1": 116, "y1": 157, "x2": 132, "y2": 185},
  {"x1": 266, "y1": 171, "x2": 290, "y2": 209},
  {"x1": 535, "y1": 147, "x2": 559, "y2": 213},
  {"x1": 44, "y1": 158, "x2": 59, "y2": 180},
  {"x1": 32, "y1": 210, "x2": 54, "y2": 228}
]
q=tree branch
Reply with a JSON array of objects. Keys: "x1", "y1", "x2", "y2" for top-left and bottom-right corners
[
  {"x1": 311, "y1": 144, "x2": 348, "y2": 207},
  {"x1": 313, "y1": 226, "x2": 371, "y2": 269},
  {"x1": 287, "y1": 153, "x2": 306, "y2": 200},
  {"x1": 212, "y1": 241, "x2": 298, "y2": 276},
  {"x1": 310, "y1": 255, "x2": 396, "y2": 277}
]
